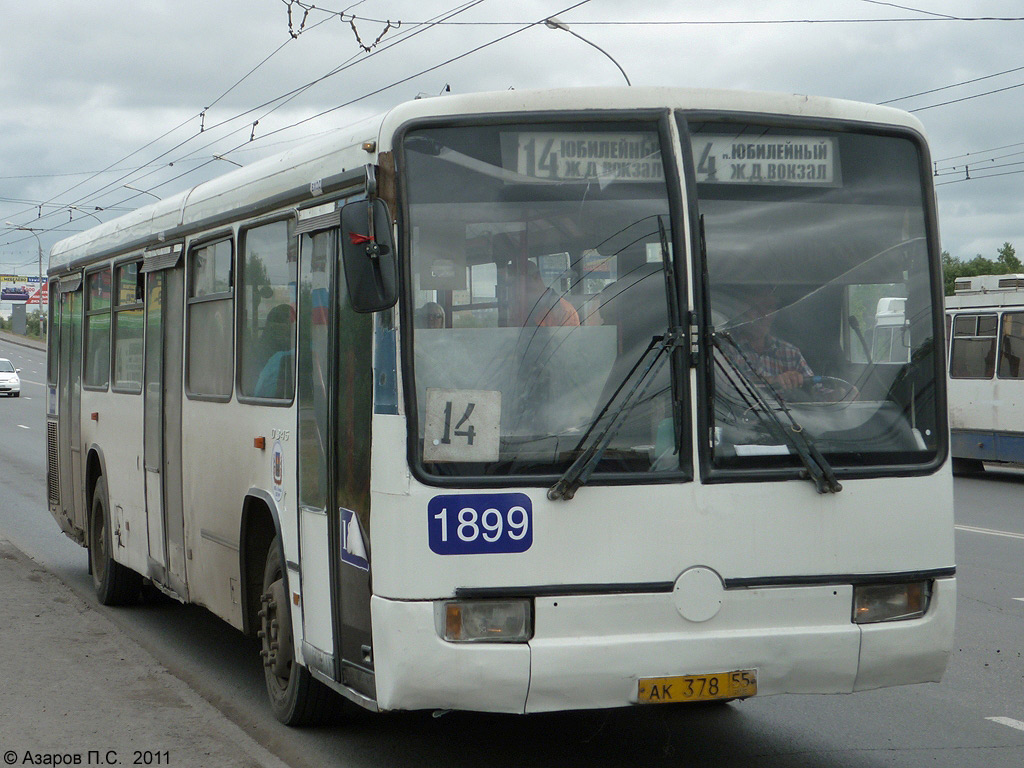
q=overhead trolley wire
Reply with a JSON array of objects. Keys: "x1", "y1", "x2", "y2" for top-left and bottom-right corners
[
  {"x1": 174, "y1": 0, "x2": 490, "y2": 159},
  {"x1": 880, "y1": 64, "x2": 1024, "y2": 105},
  {"x1": 4, "y1": 10, "x2": 337, "y2": 232},
  {"x1": 936, "y1": 167, "x2": 1024, "y2": 186},
  {"x1": 73, "y1": 0, "x2": 494, "y2": 217},
  {"x1": 4, "y1": 0, "x2": 498, "y2": 239},
  {"x1": 908, "y1": 79, "x2": 1024, "y2": 113},
  {"x1": 108, "y1": 0, "x2": 595, "y2": 206},
  {"x1": 200, "y1": 0, "x2": 596, "y2": 161},
  {"x1": 859, "y1": 0, "x2": 957, "y2": 19},
  {"x1": 934, "y1": 140, "x2": 1024, "y2": 165}
]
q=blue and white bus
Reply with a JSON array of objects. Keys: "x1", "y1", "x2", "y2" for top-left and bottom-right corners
[{"x1": 946, "y1": 273, "x2": 1024, "y2": 471}]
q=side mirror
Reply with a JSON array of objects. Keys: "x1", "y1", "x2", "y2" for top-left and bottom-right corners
[{"x1": 340, "y1": 198, "x2": 398, "y2": 313}]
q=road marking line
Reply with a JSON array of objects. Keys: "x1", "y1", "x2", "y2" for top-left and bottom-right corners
[
  {"x1": 1014, "y1": 598, "x2": 1024, "y2": 603},
  {"x1": 987, "y1": 717, "x2": 1024, "y2": 732},
  {"x1": 955, "y1": 524, "x2": 1024, "y2": 541},
  {"x1": 17, "y1": 425, "x2": 29, "y2": 430}
]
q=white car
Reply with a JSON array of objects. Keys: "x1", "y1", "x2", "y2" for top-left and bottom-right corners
[{"x1": 0, "y1": 358, "x2": 21, "y2": 397}]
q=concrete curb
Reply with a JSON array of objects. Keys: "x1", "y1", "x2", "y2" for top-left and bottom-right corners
[
  {"x1": 0, "y1": 538, "x2": 292, "y2": 768},
  {"x1": 0, "y1": 329, "x2": 45, "y2": 352}
]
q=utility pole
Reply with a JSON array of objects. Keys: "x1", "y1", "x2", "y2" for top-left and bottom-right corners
[{"x1": 5, "y1": 222, "x2": 45, "y2": 337}]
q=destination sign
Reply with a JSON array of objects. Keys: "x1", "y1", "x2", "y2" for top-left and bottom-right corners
[
  {"x1": 691, "y1": 135, "x2": 840, "y2": 186},
  {"x1": 515, "y1": 132, "x2": 664, "y2": 183}
]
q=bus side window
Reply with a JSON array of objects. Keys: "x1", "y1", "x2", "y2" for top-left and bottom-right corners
[
  {"x1": 950, "y1": 313, "x2": 997, "y2": 379},
  {"x1": 83, "y1": 267, "x2": 112, "y2": 390},
  {"x1": 997, "y1": 312, "x2": 1024, "y2": 379},
  {"x1": 186, "y1": 238, "x2": 234, "y2": 399},
  {"x1": 238, "y1": 219, "x2": 297, "y2": 402},
  {"x1": 112, "y1": 260, "x2": 145, "y2": 393}
]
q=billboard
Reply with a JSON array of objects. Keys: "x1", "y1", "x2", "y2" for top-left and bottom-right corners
[{"x1": 0, "y1": 275, "x2": 46, "y2": 308}]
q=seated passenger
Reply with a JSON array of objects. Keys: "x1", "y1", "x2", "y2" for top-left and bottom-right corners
[
  {"x1": 521, "y1": 262, "x2": 579, "y2": 327},
  {"x1": 415, "y1": 301, "x2": 446, "y2": 329},
  {"x1": 254, "y1": 304, "x2": 294, "y2": 399}
]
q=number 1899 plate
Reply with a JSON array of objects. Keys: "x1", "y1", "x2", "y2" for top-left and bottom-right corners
[{"x1": 637, "y1": 669, "x2": 757, "y2": 704}]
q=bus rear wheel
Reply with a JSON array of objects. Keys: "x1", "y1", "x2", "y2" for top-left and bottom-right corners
[
  {"x1": 260, "y1": 536, "x2": 335, "y2": 725},
  {"x1": 89, "y1": 476, "x2": 142, "y2": 606}
]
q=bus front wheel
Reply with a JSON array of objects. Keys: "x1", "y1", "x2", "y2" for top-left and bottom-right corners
[
  {"x1": 260, "y1": 536, "x2": 335, "y2": 725},
  {"x1": 89, "y1": 476, "x2": 141, "y2": 606}
]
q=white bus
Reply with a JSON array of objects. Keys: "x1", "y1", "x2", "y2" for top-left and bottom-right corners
[
  {"x1": 45, "y1": 87, "x2": 955, "y2": 725},
  {"x1": 945, "y1": 273, "x2": 1024, "y2": 471}
]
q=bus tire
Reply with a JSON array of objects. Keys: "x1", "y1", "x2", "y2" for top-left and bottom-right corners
[
  {"x1": 260, "y1": 536, "x2": 335, "y2": 725},
  {"x1": 89, "y1": 476, "x2": 142, "y2": 606}
]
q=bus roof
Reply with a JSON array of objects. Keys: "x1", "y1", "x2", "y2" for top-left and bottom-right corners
[{"x1": 49, "y1": 87, "x2": 926, "y2": 273}]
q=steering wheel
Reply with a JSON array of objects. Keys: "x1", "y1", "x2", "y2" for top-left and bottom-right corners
[{"x1": 793, "y1": 375, "x2": 858, "y2": 403}]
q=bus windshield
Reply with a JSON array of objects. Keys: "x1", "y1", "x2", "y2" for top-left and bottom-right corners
[
  {"x1": 691, "y1": 121, "x2": 942, "y2": 471},
  {"x1": 403, "y1": 121, "x2": 680, "y2": 479}
]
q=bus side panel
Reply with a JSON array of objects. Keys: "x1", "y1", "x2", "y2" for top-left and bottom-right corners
[
  {"x1": 180, "y1": 399, "x2": 299, "y2": 630},
  {"x1": 80, "y1": 389, "x2": 148, "y2": 577},
  {"x1": 948, "y1": 378, "x2": 997, "y2": 437}
]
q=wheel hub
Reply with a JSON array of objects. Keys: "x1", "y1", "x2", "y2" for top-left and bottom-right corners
[{"x1": 259, "y1": 578, "x2": 294, "y2": 679}]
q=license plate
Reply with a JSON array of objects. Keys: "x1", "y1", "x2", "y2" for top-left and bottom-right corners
[{"x1": 637, "y1": 669, "x2": 757, "y2": 704}]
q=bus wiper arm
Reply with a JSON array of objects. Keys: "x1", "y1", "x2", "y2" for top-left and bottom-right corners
[
  {"x1": 548, "y1": 329, "x2": 683, "y2": 501},
  {"x1": 714, "y1": 331, "x2": 842, "y2": 494}
]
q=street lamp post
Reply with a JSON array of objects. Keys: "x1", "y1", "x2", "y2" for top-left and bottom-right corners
[
  {"x1": 4, "y1": 221, "x2": 45, "y2": 337},
  {"x1": 544, "y1": 17, "x2": 632, "y2": 86}
]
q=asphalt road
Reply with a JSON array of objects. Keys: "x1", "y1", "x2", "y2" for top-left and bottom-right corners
[{"x1": 0, "y1": 336, "x2": 1022, "y2": 767}]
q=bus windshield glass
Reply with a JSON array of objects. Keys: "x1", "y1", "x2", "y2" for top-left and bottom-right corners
[
  {"x1": 402, "y1": 121, "x2": 680, "y2": 479},
  {"x1": 690, "y1": 121, "x2": 942, "y2": 470}
]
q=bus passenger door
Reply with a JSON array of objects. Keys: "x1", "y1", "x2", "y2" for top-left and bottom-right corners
[
  {"x1": 56, "y1": 279, "x2": 85, "y2": 537},
  {"x1": 296, "y1": 219, "x2": 375, "y2": 699},
  {"x1": 142, "y1": 255, "x2": 187, "y2": 598}
]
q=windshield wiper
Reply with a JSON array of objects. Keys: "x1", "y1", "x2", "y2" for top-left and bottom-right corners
[
  {"x1": 713, "y1": 331, "x2": 842, "y2": 494},
  {"x1": 547, "y1": 329, "x2": 683, "y2": 501},
  {"x1": 549, "y1": 214, "x2": 685, "y2": 502}
]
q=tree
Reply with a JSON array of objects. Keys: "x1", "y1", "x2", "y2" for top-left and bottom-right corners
[
  {"x1": 942, "y1": 242, "x2": 1020, "y2": 295},
  {"x1": 997, "y1": 242, "x2": 1021, "y2": 271}
]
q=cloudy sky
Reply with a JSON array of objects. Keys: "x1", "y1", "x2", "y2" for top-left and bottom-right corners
[{"x1": 2, "y1": 0, "x2": 1023, "y2": 275}]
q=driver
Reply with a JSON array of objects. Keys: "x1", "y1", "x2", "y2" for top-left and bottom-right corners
[{"x1": 730, "y1": 288, "x2": 813, "y2": 392}]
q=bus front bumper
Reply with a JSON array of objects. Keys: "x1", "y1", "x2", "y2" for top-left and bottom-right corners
[{"x1": 370, "y1": 577, "x2": 955, "y2": 714}]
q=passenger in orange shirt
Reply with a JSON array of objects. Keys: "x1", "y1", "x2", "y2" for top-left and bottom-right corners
[{"x1": 522, "y1": 262, "x2": 579, "y2": 327}]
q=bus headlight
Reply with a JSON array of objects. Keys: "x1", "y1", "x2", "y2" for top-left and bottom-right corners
[
  {"x1": 436, "y1": 599, "x2": 533, "y2": 643},
  {"x1": 852, "y1": 581, "x2": 931, "y2": 624}
]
